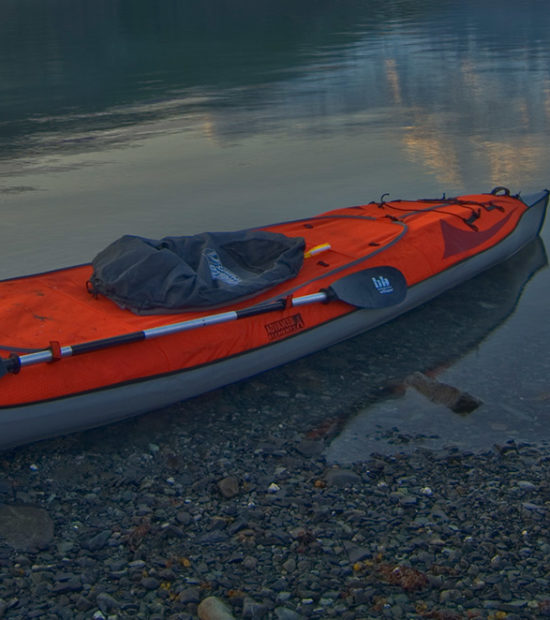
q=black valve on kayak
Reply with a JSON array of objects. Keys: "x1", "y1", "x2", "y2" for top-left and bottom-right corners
[{"x1": 0, "y1": 354, "x2": 20, "y2": 376}]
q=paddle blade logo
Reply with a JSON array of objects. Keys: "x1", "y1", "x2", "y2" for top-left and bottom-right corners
[
  {"x1": 371, "y1": 275, "x2": 394, "y2": 295},
  {"x1": 329, "y1": 266, "x2": 407, "y2": 309}
]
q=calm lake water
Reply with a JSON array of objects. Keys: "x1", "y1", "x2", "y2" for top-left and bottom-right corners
[{"x1": 1, "y1": 0, "x2": 550, "y2": 455}]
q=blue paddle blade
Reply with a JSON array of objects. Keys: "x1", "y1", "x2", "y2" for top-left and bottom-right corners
[{"x1": 328, "y1": 266, "x2": 407, "y2": 308}]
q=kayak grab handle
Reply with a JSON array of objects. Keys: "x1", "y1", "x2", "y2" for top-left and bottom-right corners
[{"x1": 491, "y1": 186, "x2": 511, "y2": 196}]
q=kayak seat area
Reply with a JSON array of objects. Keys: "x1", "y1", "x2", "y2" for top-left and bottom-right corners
[{"x1": 88, "y1": 230, "x2": 306, "y2": 313}]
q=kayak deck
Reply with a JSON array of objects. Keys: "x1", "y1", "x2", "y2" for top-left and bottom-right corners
[{"x1": 0, "y1": 192, "x2": 538, "y2": 407}]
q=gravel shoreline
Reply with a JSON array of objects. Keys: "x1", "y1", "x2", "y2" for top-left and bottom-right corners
[{"x1": 1, "y1": 385, "x2": 550, "y2": 620}]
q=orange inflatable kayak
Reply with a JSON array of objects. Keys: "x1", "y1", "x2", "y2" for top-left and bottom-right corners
[{"x1": 0, "y1": 187, "x2": 548, "y2": 450}]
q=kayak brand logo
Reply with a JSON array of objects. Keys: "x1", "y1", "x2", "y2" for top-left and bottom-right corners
[
  {"x1": 264, "y1": 313, "x2": 305, "y2": 341},
  {"x1": 371, "y1": 275, "x2": 394, "y2": 295},
  {"x1": 203, "y1": 249, "x2": 241, "y2": 286}
]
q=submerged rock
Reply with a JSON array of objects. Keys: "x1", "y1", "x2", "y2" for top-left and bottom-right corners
[{"x1": 405, "y1": 372, "x2": 482, "y2": 414}]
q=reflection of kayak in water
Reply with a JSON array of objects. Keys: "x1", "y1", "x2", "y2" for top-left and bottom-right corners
[
  {"x1": 323, "y1": 235, "x2": 550, "y2": 461},
  {"x1": 0, "y1": 187, "x2": 548, "y2": 450},
  {"x1": 389, "y1": 236, "x2": 549, "y2": 409},
  {"x1": 304, "y1": 235, "x2": 548, "y2": 442}
]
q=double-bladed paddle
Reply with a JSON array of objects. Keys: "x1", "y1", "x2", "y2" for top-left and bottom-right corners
[{"x1": 0, "y1": 266, "x2": 406, "y2": 376}]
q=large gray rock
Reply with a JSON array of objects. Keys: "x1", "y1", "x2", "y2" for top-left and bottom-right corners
[
  {"x1": 198, "y1": 596, "x2": 236, "y2": 620},
  {"x1": 0, "y1": 504, "x2": 54, "y2": 551}
]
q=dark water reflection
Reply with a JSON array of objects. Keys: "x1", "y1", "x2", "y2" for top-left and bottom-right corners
[
  {"x1": 0, "y1": 0, "x2": 429, "y2": 151},
  {"x1": 1, "y1": 0, "x2": 550, "y2": 455},
  {"x1": 2, "y1": 0, "x2": 549, "y2": 168}
]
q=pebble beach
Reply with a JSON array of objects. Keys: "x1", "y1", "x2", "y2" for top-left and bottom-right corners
[{"x1": 1, "y1": 366, "x2": 550, "y2": 620}]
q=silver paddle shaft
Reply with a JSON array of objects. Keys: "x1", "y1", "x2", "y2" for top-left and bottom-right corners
[{"x1": 16, "y1": 291, "x2": 328, "y2": 369}]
